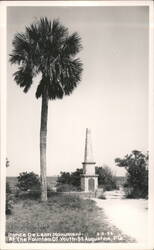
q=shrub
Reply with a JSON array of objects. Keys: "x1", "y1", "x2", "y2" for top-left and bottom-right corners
[
  {"x1": 16, "y1": 172, "x2": 41, "y2": 200},
  {"x1": 16, "y1": 172, "x2": 53, "y2": 200},
  {"x1": 96, "y1": 166, "x2": 118, "y2": 191},
  {"x1": 6, "y1": 193, "x2": 14, "y2": 214},
  {"x1": 28, "y1": 185, "x2": 53, "y2": 199},
  {"x1": 56, "y1": 172, "x2": 72, "y2": 185},
  {"x1": 6, "y1": 182, "x2": 14, "y2": 215},
  {"x1": 16, "y1": 172, "x2": 41, "y2": 191},
  {"x1": 15, "y1": 189, "x2": 41, "y2": 200},
  {"x1": 56, "y1": 169, "x2": 83, "y2": 191},
  {"x1": 56, "y1": 184, "x2": 79, "y2": 192},
  {"x1": 98, "y1": 194, "x2": 106, "y2": 199},
  {"x1": 6, "y1": 182, "x2": 12, "y2": 193},
  {"x1": 115, "y1": 150, "x2": 148, "y2": 199}
]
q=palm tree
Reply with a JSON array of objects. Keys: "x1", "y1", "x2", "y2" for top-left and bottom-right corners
[{"x1": 9, "y1": 18, "x2": 83, "y2": 201}]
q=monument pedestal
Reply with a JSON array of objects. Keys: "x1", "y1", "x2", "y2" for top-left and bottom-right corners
[{"x1": 81, "y1": 174, "x2": 98, "y2": 192}]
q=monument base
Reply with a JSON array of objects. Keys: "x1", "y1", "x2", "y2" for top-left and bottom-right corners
[{"x1": 81, "y1": 175, "x2": 98, "y2": 192}]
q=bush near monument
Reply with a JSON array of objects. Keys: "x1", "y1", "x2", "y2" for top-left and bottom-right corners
[
  {"x1": 56, "y1": 169, "x2": 83, "y2": 191},
  {"x1": 16, "y1": 172, "x2": 41, "y2": 191},
  {"x1": 56, "y1": 183, "x2": 79, "y2": 192},
  {"x1": 56, "y1": 166, "x2": 118, "y2": 191},
  {"x1": 115, "y1": 150, "x2": 148, "y2": 198},
  {"x1": 96, "y1": 166, "x2": 118, "y2": 191},
  {"x1": 15, "y1": 172, "x2": 53, "y2": 200}
]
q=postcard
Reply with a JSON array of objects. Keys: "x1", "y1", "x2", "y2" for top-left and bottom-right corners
[{"x1": 0, "y1": 1, "x2": 154, "y2": 250}]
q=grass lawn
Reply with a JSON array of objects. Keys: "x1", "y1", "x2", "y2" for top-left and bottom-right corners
[{"x1": 6, "y1": 194, "x2": 135, "y2": 243}]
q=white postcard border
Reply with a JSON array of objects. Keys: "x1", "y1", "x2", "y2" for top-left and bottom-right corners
[{"x1": 0, "y1": 1, "x2": 154, "y2": 250}]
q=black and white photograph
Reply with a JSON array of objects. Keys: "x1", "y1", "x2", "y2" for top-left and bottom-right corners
[{"x1": 0, "y1": 1, "x2": 154, "y2": 249}]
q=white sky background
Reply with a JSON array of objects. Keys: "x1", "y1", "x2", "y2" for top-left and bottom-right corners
[{"x1": 7, "y1": 6, "x2": 148, "y2": 177}]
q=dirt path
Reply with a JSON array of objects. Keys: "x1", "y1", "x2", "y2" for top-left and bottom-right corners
[{"x1": 94, "y1": 198, "x2": 148, "y2": 243}]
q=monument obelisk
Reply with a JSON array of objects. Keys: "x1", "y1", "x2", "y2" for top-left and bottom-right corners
[{"x1": 81, "y1": 128, "x2": 98, "y2": 192}]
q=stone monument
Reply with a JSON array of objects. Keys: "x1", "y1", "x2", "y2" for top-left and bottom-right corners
[{"x1": 81, "y1": 128, "x2": 98, "y2": 192}]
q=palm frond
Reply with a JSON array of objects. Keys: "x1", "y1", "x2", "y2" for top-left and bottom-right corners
[
  {"x1": 46, "y1": 57, "x2": 83, "y2": 100},
  {"x1": 63, "y1": 32, "x2": 82, "y2": 57},
  {"x1": 13, "y1": 66, "x2": 33, "y2": 93},
  {"x1": 52, "y1": 19, "x2": 68, "y2": 41},
  {"x1": 9, "y1": 33, "x2": 29, "y2": 65},
  {"x1": 62, "y1": 58, "x2": 83, "y2": 96},
  {"x1": 25, "y1": 24, "x2": 39, "y2": 41}
]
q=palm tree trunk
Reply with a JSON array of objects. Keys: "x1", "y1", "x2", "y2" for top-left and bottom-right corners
[{"x1": 40, "y1": 90, "x2": 48, "y2": 201}]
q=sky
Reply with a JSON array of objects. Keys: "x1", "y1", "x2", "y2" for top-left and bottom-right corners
[{"x1": 6, "y1": 5, "x2": 149, "y2": 177}]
